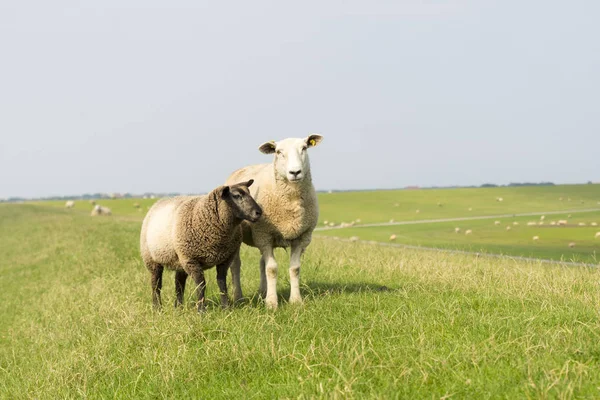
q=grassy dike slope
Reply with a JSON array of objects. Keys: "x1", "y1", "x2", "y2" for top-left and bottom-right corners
[{"x1": 1, "y1": 204, "x2": 600, "y2": 398}]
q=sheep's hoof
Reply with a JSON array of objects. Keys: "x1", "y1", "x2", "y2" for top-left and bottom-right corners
[
  {"x1": 265, "y1": 298, "x2": 278, "y2": 310},
  {"x1": 289, "y1": 297, "x2": 304, "y2": 306}
]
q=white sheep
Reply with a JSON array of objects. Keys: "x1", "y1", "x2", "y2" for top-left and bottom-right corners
[
  {"x1": 540, "y1": 215, "x2": 545, "y2": 221},
  {"x1": 349, "y1": 236, "x2": 359, "y2": 242},
  {"x1": 415, "y1": 209, "x2": 420, "y2": 214},
  {"x1": 323, "y1": 220, "x2": 329, "y2": 225},
  {"x1": 579, "y1": 222, "x2": 587, "y2": 226},
  {"x1": 455, "y1": 227, "x2": 460, "y2": 233},
  {"x1": 355, "y1": 219, "x2": 361, "y2": 224},
  {"x1": 568, "y1": 242, "x2": 576, "y2": 248},
  {"x1": 558, "y1": 220, "x2": 568, "y2": 226},
  {"x1": 496, "y1": 197, "x2": 503, "y2": 202},
  {"x1": 550, "y1": 221, "x2": 556, "y2": 226},
  {"x1": 527, "y1": 222, "x2": 537, "y2": 226},
  {"x1": 65, "y1": 200, "x2": 75, "y2": 209},
  {"x1": 595, "y1": 232, "x2": 600, "y2": 239},
  {"x1": 539, "y1": 221, "x2": 544, "y2": 226},
  {"x1": 494, "y1": 221, "x2": 500, "y2": 225},
  {"x1": 225, "y1": 134, "x2": 323, "y2": 309},
  {"x1": 468, "y1": 207, "x2": 473, "y2": 211},
  {"x1": 91, "y1": 205, "x2": 112, "y2": 216},
  {"x1": 465, "y1": 229, "x2": 472, "y2": 235},
  {"x1": 389, "y1": 234, "x2": 397, "y2": 241},
  {"x1": 389, "y1": 219, "x2": 395, "y2": 223},
  {"x1": 533, "y1": 236, "x2": 539, "y2": 241},
  {"x1": 591, "y1": 222, "x2": 598, "y2": 226},
  {"x1": 513, "y1": 221, "x2": 519, "y2": 226},
  {"x1": 506, "y1": 226, "x2": 511, "y2": 231}
]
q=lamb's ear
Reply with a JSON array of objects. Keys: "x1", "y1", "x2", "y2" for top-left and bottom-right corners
[
  {"x1": 306, "y1": 134, "x2": 323, "y2": 148},
  {"x1": 258, "y1": 141, "x2": 276, "y2": 154},
  {"x1": 219, "y1": 186, "x2": 230, "y2": 199},
  {"x1": 246, "y1": 179, "x2": 254, "y2": 188}
]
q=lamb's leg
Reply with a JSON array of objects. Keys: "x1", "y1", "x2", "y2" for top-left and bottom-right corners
[
  {"x1": 150, "y1": 264, "x2": 164, "y2": 310},
  {"x1": 229, "y1": 251, "x2": 243, "y2": 303},
  {"x1": 259, "y1": 255, "x2": 267, "y2": 297},
  {"x1": 216, "y1": 263, "x2": 230, "y2": 309},
  {"x1": 262, "y1": 246, "x2": 278, "y2": 309},
  {"x1": 188, "y1": 267, "x2": 207, "y2": 313},
  {"x1": 289, "y1": 242, "x2": 305, "y2": 305},
  {"x1": 174, "y1": 269, "x2": 188, "y2": 308}
]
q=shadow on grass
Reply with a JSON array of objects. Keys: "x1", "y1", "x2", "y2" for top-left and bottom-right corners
[{"x1": 173, "y1": 281, "x2": 395, "y2": 311}]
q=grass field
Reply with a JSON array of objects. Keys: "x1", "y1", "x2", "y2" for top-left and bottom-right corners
[
  {"x1": 2, "y1": 193, "x2": 600, "y2": 397},
  {"x1": 36, "y1": 184, "x2": 600, "y2": 264}
]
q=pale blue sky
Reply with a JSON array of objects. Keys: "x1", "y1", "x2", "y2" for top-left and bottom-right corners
[{"x1": 1, "y1": 1, "x2": 598, "y2": 198}]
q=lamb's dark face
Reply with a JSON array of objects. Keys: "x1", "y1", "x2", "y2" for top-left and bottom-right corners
[{"x1": 222, "y1": 180, "x2": 262, "y2": 222}]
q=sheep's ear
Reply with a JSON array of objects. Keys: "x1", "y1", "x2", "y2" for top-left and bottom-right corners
[
  {"x1": 246, "y1": 179, "x2": 254, "y2": 188},
  {"x1": 306, "y1": 134, "x2": 323, "y2": 148},
  {"x1": 219, "y1": 186, "x2": 230, "y2": 199},
  {"x1": 258, "y1": 141, "x2": 276, "y2": 154}
]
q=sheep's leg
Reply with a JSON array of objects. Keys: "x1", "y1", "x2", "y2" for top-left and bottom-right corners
[
  {"x1": 150, "y1": 264, "x2": 164, "y2": 310},
  {"x1": 262, "y1": 246, "x2": 278, "y2": 309},
  {"x1": 259, "y1": 255, "x2": 267, "y2": 297},
  {"x1": 229, "y1": 251, "x2": 243, "y2": 303},
  {"x1": 174, "y1": 269, "x2": 188, "y2": 308},
  {"x1": 188, "y1": 268, "x2": 207, "y2": 313},
  {"x1": 289, "y1": 242, "x2": 305, "y2": 305},
  {"x1": 216, "y1": 263, "x2": 230, "y2": 309}
]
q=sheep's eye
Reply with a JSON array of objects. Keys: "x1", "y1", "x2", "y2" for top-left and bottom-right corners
[{"x1": 232, "y1": 193, "x2": 241, "y2": 199}]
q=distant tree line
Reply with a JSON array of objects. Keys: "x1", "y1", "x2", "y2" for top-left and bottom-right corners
[{"x1": 480, "y1": 182, "x2": 556, "y2": 188}]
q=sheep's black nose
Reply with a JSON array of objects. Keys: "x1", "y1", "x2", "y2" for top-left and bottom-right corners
[{"x1": 289, "y1": 170, "x2": 301, "y2": 177}]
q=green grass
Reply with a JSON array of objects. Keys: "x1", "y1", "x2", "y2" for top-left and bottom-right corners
[
  {"x1": 319, "y1": 184, "x2": 600, "y2": 224},
  {"x1": 317, "y1": 211, "x2": 600, "y2": 264},
  {"x1": 2, "y1": 204, "x2": 600, "y2": 398}
]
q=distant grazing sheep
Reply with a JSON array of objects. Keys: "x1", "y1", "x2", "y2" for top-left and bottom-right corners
[
  {"x1": 595, "y1": 232, "x2": 600, "y2": 239},
  {"x1": 389, "y1": 219, "x2": 395, "y2": 223},
  {"x1": 389, "y1": 234, "x2": 397, "y2": 241},
  {"x1": 494, "y1": 221, "x2": 500, "y2": 225},
  {"x1": 568, "y1": 242, "x2": 576, "y2": 248},
  {"x1": 355, "y1": 219, "x2": 361, "y2": 224},
  {"x1": 323, "y1": 220, "x2": 328, "y2": 225},
  {"x1": 349, "y1": 236, "x2": 359, "y2": 242},
  {"x1": 91, "y1": 205, "x2": 112, "y2": 216},
  {"x1": 513, "y1": 222, "x2": 519, "y2": 226},
  {"x1": 540, "y1": 215, "x2": 545, "y2": 221},
  {"x1": 496, "y1": 197, "x2": 503, "y2": 202},
  {"x1": 65, "y1": 200, "x2": 75, "y2": 209},
  {"x1": 578, "y1": 222, "x2": 586, "y2": 226},
  {"x1": 225, "y1": 135, "x2": 322, "y2": 309},
  {"x1": 415, "y1": 209, "x2": 420, "y2": 214},
  {"x1": 533, "y1": 236, "x2": 539, "y2": 241},
  {"x1": 558, "y1": 220, "x2": 568, "y2": 226},
  {"x1": 140, "y1": 180, "x2": 261, "y2": 311},
  {"x1": 538, "y1": 221, "x2": 544, "y2": 226},
  {"x1": 465, "y1": 229, "x2": 472, "y2": 235},
  {"x1": 506, "y1": 226, "x2": 512, "y2": 231},
  {"x1": 455, "y1": 227, "x2": 460, "y2": 233},
  {"x1": 328, "y1": 222, "x2": 335, "y2": 227},
  {"x1": 550, "y1": 221, "x2": 556, "y2": 226},
  {"x1": 468, "y1": 207, "x2": 472, "y2": 211},
  {"x1": 527, "y1": 222, "x2": 537, "y2": 226},
  {"x1": 591, "y1": 222, "x2": 598, "y2": 226}
]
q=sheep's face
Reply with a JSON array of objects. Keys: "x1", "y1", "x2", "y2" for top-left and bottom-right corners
[
  {"x1": 221, "y1": 179, "x2": 263, "y2": 222},
  {"x1": 259, "y1": 134, "x2": 323, "y2": 183}
]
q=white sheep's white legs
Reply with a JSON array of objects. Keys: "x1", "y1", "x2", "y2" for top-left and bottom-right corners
[
  {"x1": 259, "y1": 256, "x2": 267, "y2": 297},
  {"x1": 288, "y1": 243, "x2": 304, "y2": 305},
  {"x1": 262, "y1": 247, "x2": 278, "y2": 309}
]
